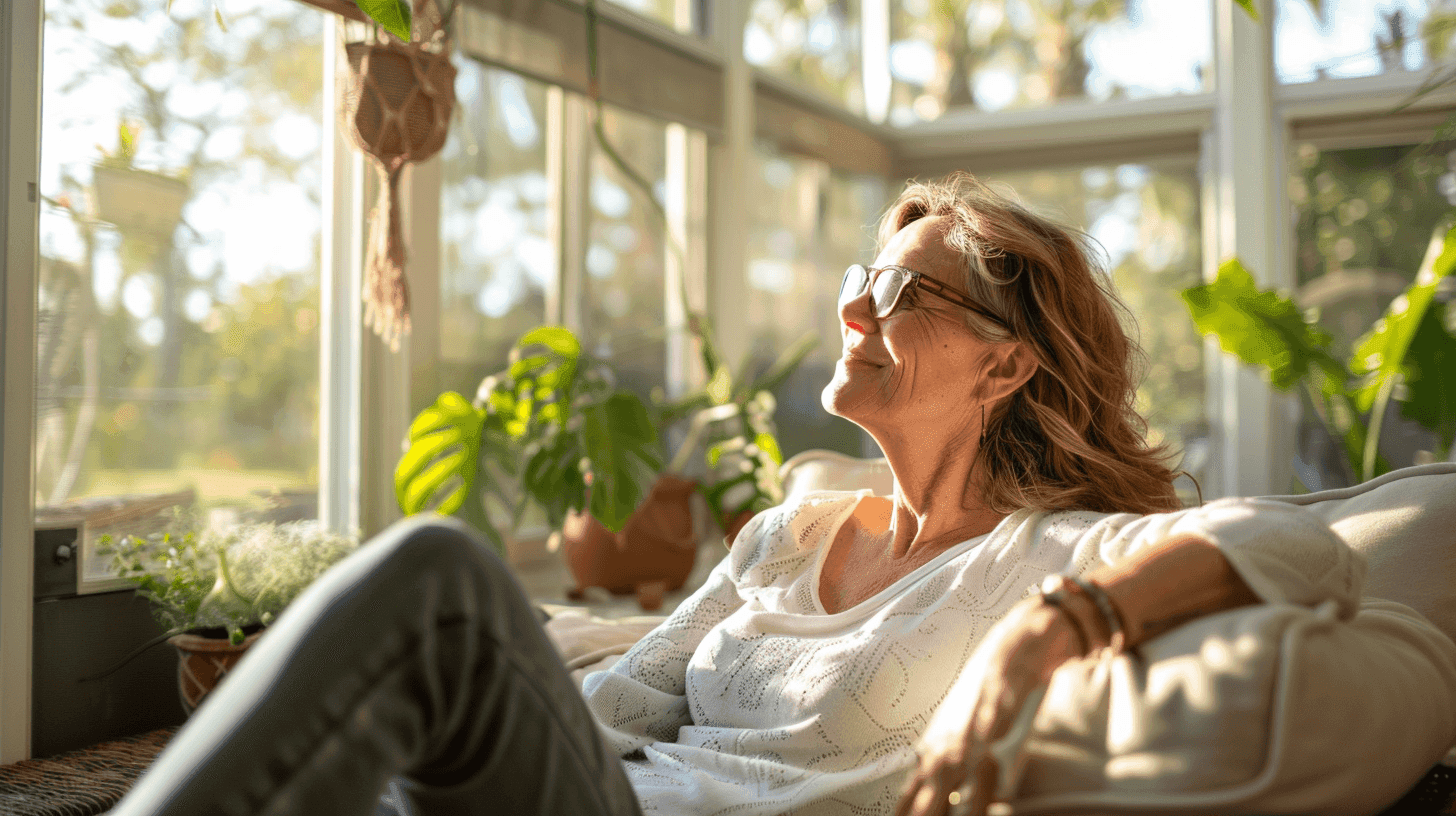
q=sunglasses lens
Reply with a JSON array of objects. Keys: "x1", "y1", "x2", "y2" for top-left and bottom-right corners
[
  {"x1": 840, "y1": 265, "x2": 868, "y2": 304},
  {"x1": 871, "y1": 267, "x2": 906, "y2": 318}
]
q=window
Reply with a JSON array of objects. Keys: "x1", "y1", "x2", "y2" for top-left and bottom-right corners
[
  {"x1": 746, "y1": 0, "x2": 867, "y2": 114},
  {"x1": 988, "y1": 163, "x2": 1207, "y2": 499},
  {"x1": 745, "y1": 146, "x2": 884, "y2": 458},
  {"x1": 36, "y1": 0, "x2": 326, "y2": 534},
  {"x1": 606, "y1": 0, "x2": 698, "y2": 33},
  {"x1": 437, "y1": 63, "x2": 552, "y2": 396},
  {"x1": 584, "y1": 105, "x2": 672, "y2": 402},
  {"x1": 1276, "y1": 0, "x2": 1453, "y2": 83},
  {"x1": 887, "y1": 0, "x2": 1211, "y2": 124}
]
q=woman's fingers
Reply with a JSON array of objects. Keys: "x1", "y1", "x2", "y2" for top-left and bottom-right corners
[
  {"x1": 959, "y1": 756, "x2": 998, "y2": 816},
  {"x1": 896, "y1": 750, "x2": 998, "y2": 816}
]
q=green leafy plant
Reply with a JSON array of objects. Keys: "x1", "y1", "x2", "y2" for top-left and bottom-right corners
[
  {"x1": 396, "y1": 323, "x2": 814, "y2": 554},
  {"x1": 397, "y1": 326, "x2": 664, "y2": 555},
  {"x1": 100, "y1": 518, "x2": 361, "y2": 645},
  {"x1": 354, "y1": 0, "x2": 414, "y2": 41},
  {"x1": 1182, "y1": 222, "x2": 1456, "y2": 485},
  {"x1": 658, "y1": 315, "x2": 818, "y2": 533}
]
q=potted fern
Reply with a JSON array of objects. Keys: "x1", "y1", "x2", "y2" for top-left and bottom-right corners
[{"x1": 100, "y1": 518, "x2": 360, "y2": 711}]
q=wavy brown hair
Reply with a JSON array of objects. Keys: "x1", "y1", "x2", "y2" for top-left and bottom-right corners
[{"x1": 879, "y1": 172, "x2": 1180, "y2": 515}]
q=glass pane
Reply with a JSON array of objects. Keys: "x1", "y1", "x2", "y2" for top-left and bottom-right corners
[
  {"x1": 1288, "y1": 141, "x2": 1453, "y2": 488},
  {"x1": 745, "y1": 147, "x2": 883, "y2": 458},
  {"x1": 438, "y1": 63, "x2": 551, "y2": 396},
  {"x1": 37, "y1": 0, "x2": 324, "y2": 533},
  {"x1": 585, "y1": 106, "x2": 669, "y2": 402},
  {"x1": 987, "y1": 164, "x2": 1206, "y2": 501},
  {"x1": 607, "y1": 0, "x2": 696, "y2": 33},
  {"x1": 1276, "y1": 0, "x2": 1450, "y2": 83},
  {"x1": 745, "y1": 0, "x2": 867, "y2": 114},
  {"x1": 889, "y1": 0, "x2": 1210, "y2": 124}
]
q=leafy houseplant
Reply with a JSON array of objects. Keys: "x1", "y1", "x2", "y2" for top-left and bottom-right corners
[
  {"x1": 1182, "y1": 221, "x2": 1456, "y2": 487},
  {"x1": 397, "y1": 326, "x2": 664, "y2": 556},
  {"x1": 395, "y1": 322, "x2": 815, "y2": 563}
]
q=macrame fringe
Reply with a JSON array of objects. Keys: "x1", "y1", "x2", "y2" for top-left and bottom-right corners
[{"x1": 364, "y1": 165, "x2": 411, "y2": 352}]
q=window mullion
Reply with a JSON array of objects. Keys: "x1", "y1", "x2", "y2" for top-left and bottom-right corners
[
  {"x1": 0, "y1": 0, "x2": 41, "y2": 764},
  {"x1": 861, "y1": 0, "x2": 890, "y2": 125},
  {"x1": 319, "y1": 18, "x2": 364, "y2": 537},
  {"x1": 708, "y1": 0, "x2": 752, "y2": 370},
  {"x1": 1208, "y1": 0, "x2": 1292, "y2": 498},
  {"x1": 557, "y1": 89, "x2": 589, "y2": 333}
]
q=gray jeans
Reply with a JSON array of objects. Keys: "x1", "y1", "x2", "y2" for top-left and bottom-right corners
[{"x1": 112, "y1": 516, "x2": 644, "y2": 816}]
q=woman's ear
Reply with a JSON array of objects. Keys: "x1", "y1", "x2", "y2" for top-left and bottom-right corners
[{"x1": 976, "y1": 342, "x2": 1038, "y2": 403}]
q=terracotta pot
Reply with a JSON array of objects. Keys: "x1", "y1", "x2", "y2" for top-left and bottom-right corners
[
  {"x1": 561, "y1": 474, "x2": 698, "y2": 611},
  {"x1": 169, "y1": 631, "x2": 262, "y2": 714}
]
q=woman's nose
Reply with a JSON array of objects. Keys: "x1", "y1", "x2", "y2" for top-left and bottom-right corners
[{"x1": 840, "y1": 282, "x2": 878, "y2": 335}]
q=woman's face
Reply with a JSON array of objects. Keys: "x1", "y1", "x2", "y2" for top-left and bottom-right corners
[{"x1": 821, "y1": 215, "x2": 1007, "y2": 439}]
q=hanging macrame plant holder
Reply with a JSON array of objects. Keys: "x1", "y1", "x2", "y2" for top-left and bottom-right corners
[{"x1": 341, "y1": 13, "x2": 456, "y2": 350}]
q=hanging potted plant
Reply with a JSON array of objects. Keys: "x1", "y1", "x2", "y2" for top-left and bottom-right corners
[
  {"x1": 90, "y1": 122, "x2": 190, "y2": 243},
  {"x1": 341, "y1": 0, "x2": 458, "y2": 350},
  {"x1": 99, "y1": 519, "x2": 361, "y2": 713}
]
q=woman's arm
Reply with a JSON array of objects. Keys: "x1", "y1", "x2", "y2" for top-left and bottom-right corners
[
  {"x1": 1086, "y1": 534, "x2": 1261, "y2": 648},
  {"x1": 897, "y1": 501, "x2": 1365, "y2": 816}
]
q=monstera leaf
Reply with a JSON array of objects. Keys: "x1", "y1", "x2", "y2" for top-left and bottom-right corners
[
  {"x1": 1182, "y1": 258, "x2": 1346, "y2": 392},
  {"x1": 1182, "y1": 257, "x2": 1375, "y2": 481},
  {"x1": 581, "y1": 393, "x2": 663, "y2": 532},
  {"x1": 394, "y1": 391, "x2": 500, "y2": 552}
]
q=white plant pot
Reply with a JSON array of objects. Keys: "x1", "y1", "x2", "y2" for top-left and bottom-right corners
[{"x1": 91, "y1": 164, "x2": 189, "y2": 239}]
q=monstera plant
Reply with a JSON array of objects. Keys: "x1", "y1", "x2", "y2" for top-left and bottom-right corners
[
  {"x1": 395, "y1": 317, "x2": 816, "y2": 561},
  {"x1": 1183, "y1": 221, "x2": 1456, "y2": 485},
  {"x1": 395, "y1": 326, "x2": 662, "y2": 555}
]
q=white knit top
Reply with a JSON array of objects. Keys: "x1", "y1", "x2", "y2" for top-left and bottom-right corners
[{"x1": 580, "y1": 489, "x2": 1366, "y2": 815}]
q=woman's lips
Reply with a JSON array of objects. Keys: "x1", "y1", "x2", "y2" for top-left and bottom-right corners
[{"x1": 842, "y1": 353, "x2": 883, "y2": 368}]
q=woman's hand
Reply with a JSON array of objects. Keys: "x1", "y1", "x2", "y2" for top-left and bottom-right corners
[{"x1": 894, "y1": 597, "x2": 1084, "y2": 816}]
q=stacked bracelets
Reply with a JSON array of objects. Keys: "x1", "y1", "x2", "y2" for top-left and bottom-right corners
[{"x1": 1037, "y1": 573, "x2": 1129, "y2": 654}]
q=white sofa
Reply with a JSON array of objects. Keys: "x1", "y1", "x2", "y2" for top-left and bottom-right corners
[{"x1": 545, "y1": 452, "x2": 1456, "y2": 815}]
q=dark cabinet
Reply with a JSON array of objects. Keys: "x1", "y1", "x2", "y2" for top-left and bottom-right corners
[{"x1": 31, "y1": 525, "x2": 186, "y2": 758}]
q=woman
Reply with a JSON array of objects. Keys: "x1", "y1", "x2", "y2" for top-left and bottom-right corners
[{"x1": 112, "y1": 173, "x2": 1417, "y2": 816}]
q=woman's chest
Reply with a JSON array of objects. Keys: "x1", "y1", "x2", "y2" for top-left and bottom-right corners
[
  {"x1": 684, "y1": 609, "x2": 971, "y2": 733},
  {"x1": 817, "y1": 518, "x2": 942, "y2": 614}
]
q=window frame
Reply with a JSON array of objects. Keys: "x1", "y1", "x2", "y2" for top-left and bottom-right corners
[{"x1": 1, "y1": 0, "x2": 42, "y2": 765}]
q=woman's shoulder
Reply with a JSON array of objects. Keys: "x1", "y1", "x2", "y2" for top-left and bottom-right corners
[{"x1": 726, "y1": 490, "x2": 865, "y2": 582}]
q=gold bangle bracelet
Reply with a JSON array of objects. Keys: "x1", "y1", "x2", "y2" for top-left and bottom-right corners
[
  {"x1": 1065, "y1": 575, "x2": 1128, "y2": 652},
  {"x1": 1038, "y1": 576, "x2": 1100, "y2": 654}
]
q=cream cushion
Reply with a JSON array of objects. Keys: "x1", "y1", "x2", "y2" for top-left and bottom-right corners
[{"x1": 1259, "y1": 462, "x2": 1456, "y2": 647}]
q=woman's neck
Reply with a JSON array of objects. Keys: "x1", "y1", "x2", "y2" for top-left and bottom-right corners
[{"x1": 873, "y1": 432, "x2": 1007, "y2": 560}]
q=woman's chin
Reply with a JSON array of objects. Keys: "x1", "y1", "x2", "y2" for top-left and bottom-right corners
[{"x1": 821, "y1": 368, "x2": 879, "y2": 421}]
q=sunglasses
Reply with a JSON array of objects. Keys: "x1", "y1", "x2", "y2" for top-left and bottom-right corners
[{"x1": 839, "y1": 264, "x2": 1008, "y2": 328}]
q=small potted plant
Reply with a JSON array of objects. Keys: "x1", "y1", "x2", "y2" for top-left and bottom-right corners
[
  {"x1": 657, "y1": 314, "x2": 817, "y2": 544},
  {"x1": 100, "y1": 518, "x2": 360, "y2": 712}
]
